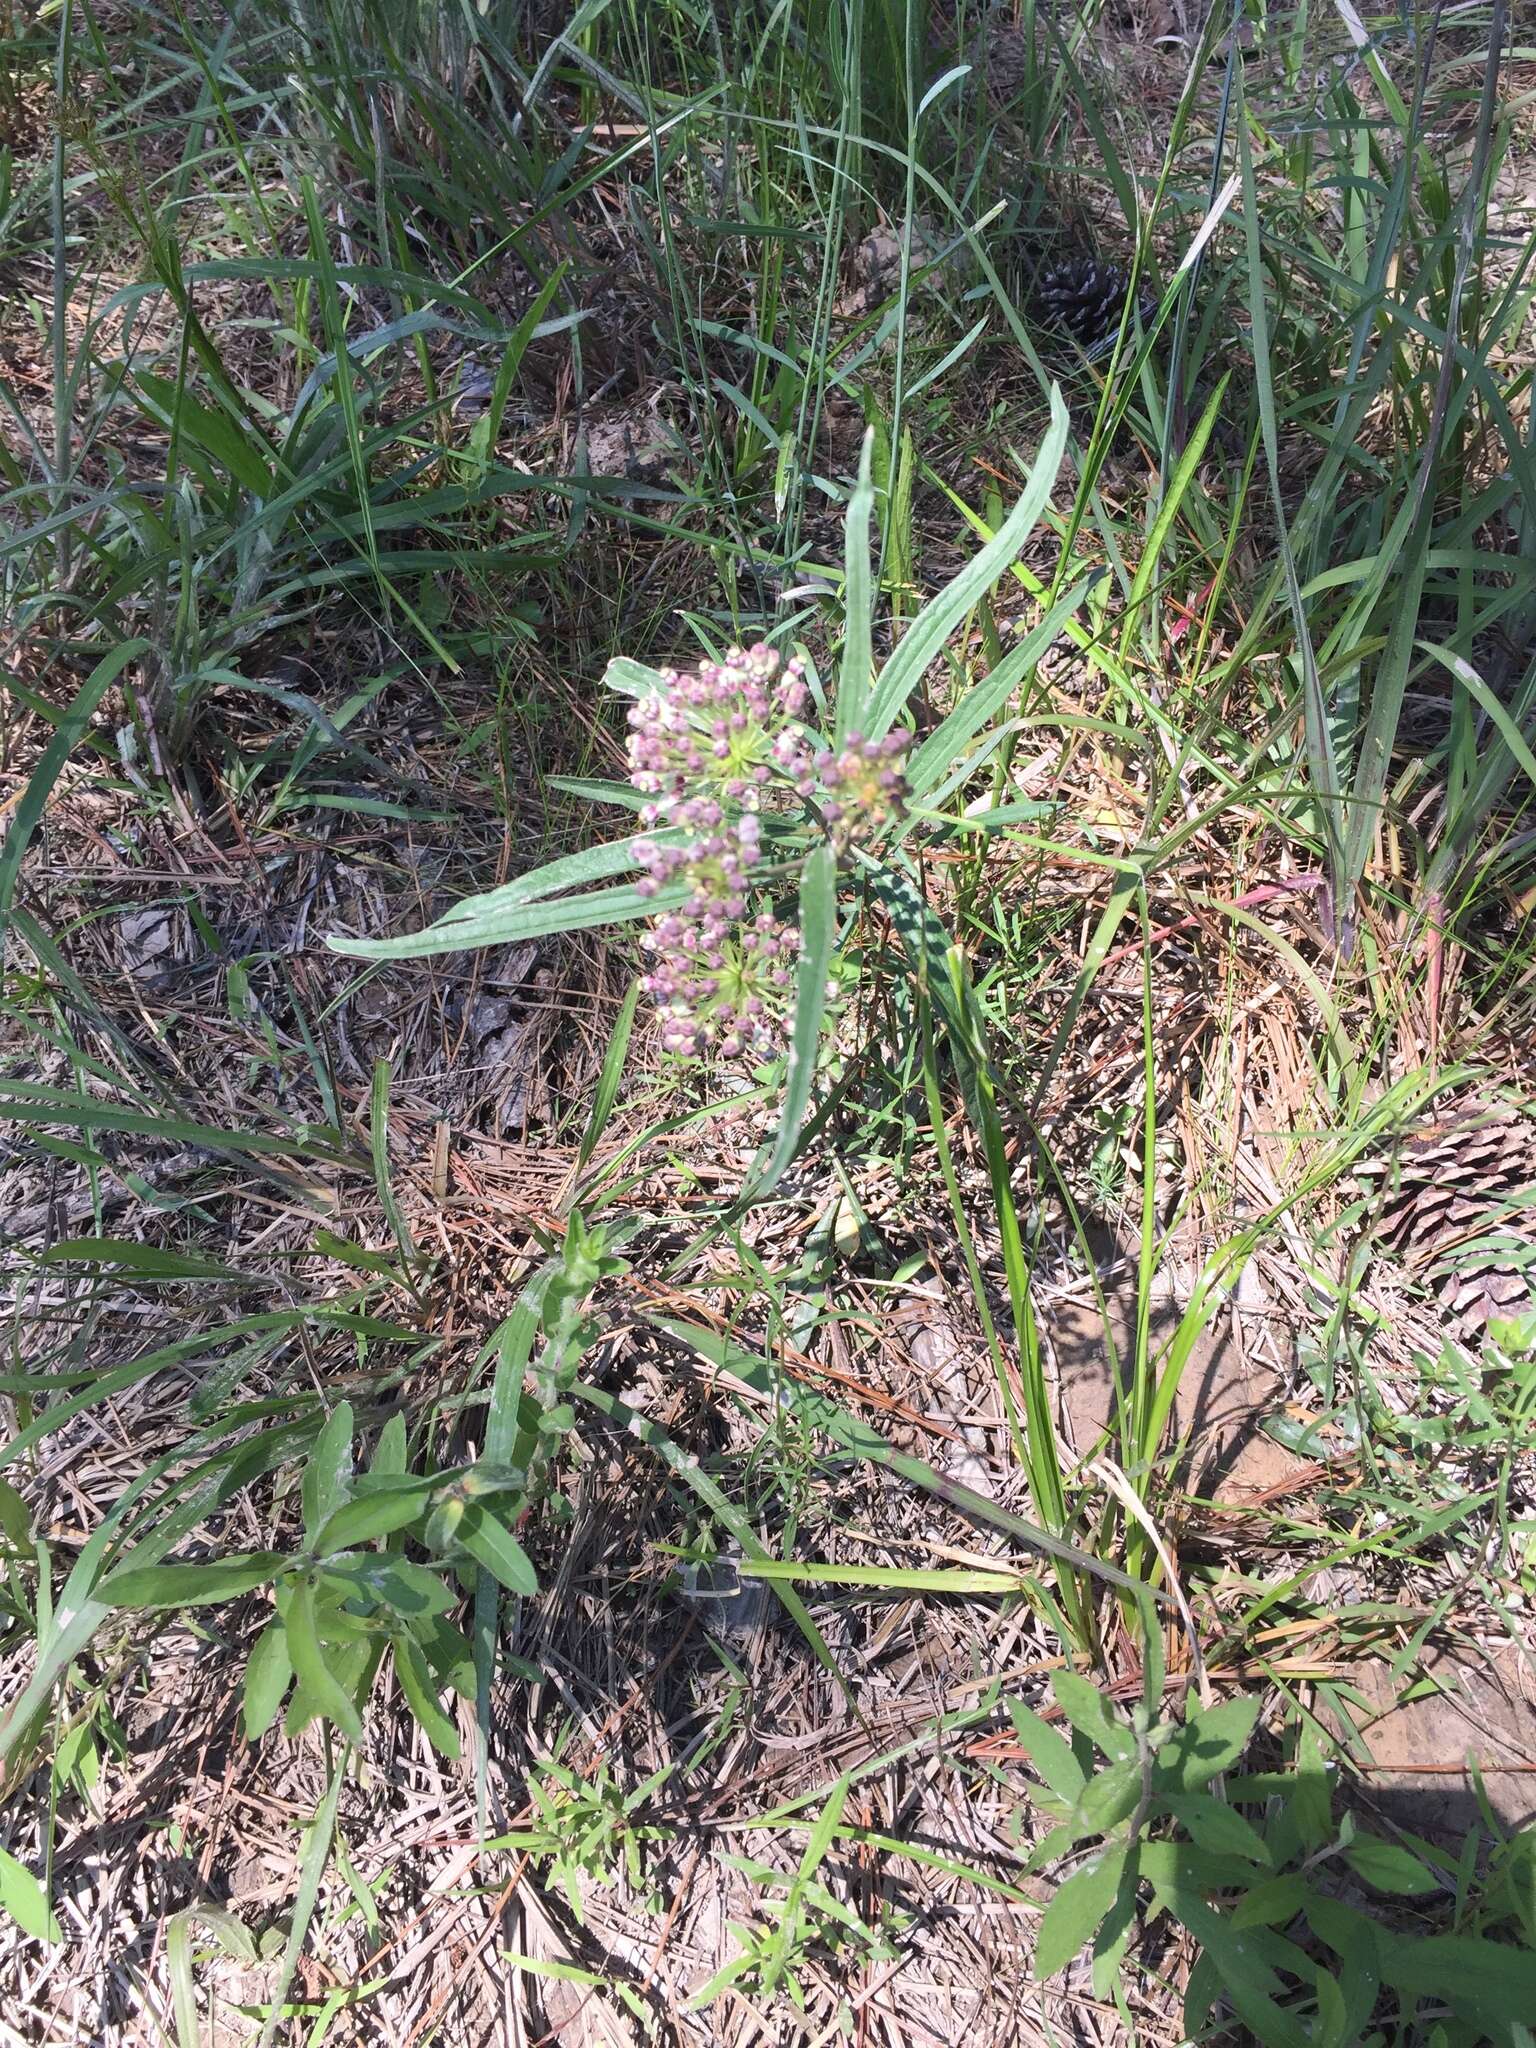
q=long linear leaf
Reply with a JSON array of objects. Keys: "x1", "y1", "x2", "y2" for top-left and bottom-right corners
[
  {"x1": 904, "y1": 575, "x2": 1097, "y2": 800},
  {"x1": 1236, "y1": 83, "x2": 1344, "y2": 933},
  {"x1": 330, "y1": 874, "x2": 689, "y2": 960},
  {"x1": 472, "y1": 1274, "x2": 553, "y2": 1834},
  {"x1": 0, "y1": 1080, "x2": 349, "y2": 1161},
  {"x1": 1120, "y1": 375, "x2": 1229, "y2": 656},
  {"x1": 653, "y1": 1315, "x2": 1154, "y2": 1597},
  {"x1": 747, "y1": 841, "x2": 837, "y2": 1198},
  {"x1": 862, "y1": 390, "x2": 1070, "y2": 739},
  {"x1": 254, "y1": 1760, "x2": 346, "y2": 2048},
  {"x1": 836, "y1": 432, "x2": 877, "y2": 742},
  {"x1": 285, "y1": 1580, "x2": 364, "y2": 1744}
]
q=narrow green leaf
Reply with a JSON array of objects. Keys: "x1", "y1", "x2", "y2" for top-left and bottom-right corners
[
  {"x1": 917, "y1": 62, "x2": 971, "y2": 119},
  {"x1": 254, "y1": 1762, "x2": 346, "y2": 2048},
  {"x1": 169, "y1": 1903, "x2": 259, "y2": 2048},
  {"x1": 655, "y1": 1305, "x2": 1157, "y2": 1596},
  {"x1": 1121, "y1": 375, "x2": 1229, "y2": 646},
  {"x1": 545, "y1": 774, "x2": 647, "y2": 810},
  {"x1": 284, "y1": 1580, "x2": 365, "y2": 1745},
  {"x1": 1422, "y1": 638, "x2": 1536, "y2": 790},
  {"x1": 749, "y1": 841, "x2": 837, "y2": 1197},
  {"x1": 0, "y1": 1086, "x2": 343, "y2": 1164},
  {"x1": 1035, "y1": 1845, "x2": 1126, "y2": 1979},
  {"x1": 302, "y1": 1402, "x2": 354, "y2": 1547},
  {"x1": 739, "y1": 1560, "x2": 1021, "y2": 1594},
  {"x1": 392, "y1": 1633, "x2": 461, "y2": 1759},
  {"x1": 0, "y1": 638, "x2": 150, "y2": 976},
  {"x1": 1051, "y1": 1671, "x2": 1136, "y2": 1761},
  {"x1": 567, "y1": 1376, "x2": 850, "y2": 1702},
  {"x1": 836, "y1": 431, "x2": 876, "y2": 743},
  {"x1": 472, "y1": 1273, "x2": 555, "y2": 1833},
  {"x1": 370, "y1": 1061, "x2": 416, "y2": 1269},
  {"x1": 0, "y1": 1846, "x2": 61, "y2": 1944},
  {"x1": 99, "y1": 1553, "x2": 287, "y2": 1609},
  {"x1": 40, "y1": 1238, "x2": 241, "y2": 1280},
  {"x1": 132, "y1": 370, "x2": 274, "y2": 495},
  {"x1": 862, "y1": 390, "x2": 1069, "y2": 739},
  {"x1": 243, "y1": 1620, "x2": 293, "y2": 1741},
  {"x1": 904, "y1": 575, "x2": 1096, "y2": 800},
  {"x1": 1235, "y1": 82, "x2": 1343, "y2": 928},
  {"x1": 455, "y1": 1505, "x2": 538, "y2": 1596},
  {"x1": 575, "y1": 977, "x2": 639, "y2": 1173},
  {"x1": 797, "y1": 1775, "x2": 850, "y2": 1889},
  {"x1": 329, "y1": 872, "x2": 689, "y2": 960}
]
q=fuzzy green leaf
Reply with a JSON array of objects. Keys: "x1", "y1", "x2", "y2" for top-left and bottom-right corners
[
  {"x1": 1035, "y1": 1845, "x2": 1127, "y2": 1979},
  {"x1": 1162, "y1": 1792, "x2": 1271, "y2": 1866},
  {"x1": 1008, "y1": 1699, "x2": 1087, "y2": 1805},
  {"x1": 370, "y1": 1413, "x2": 408, "y2": 1478},
  {"x1": 99, "y1": 1553, "x2": 287, "y2": 1609},
  {"x1": 1051, "y1": 1671, "x2": 1136, "y2": 1761},
  {"x1": 392, "y1": 1633, "x2": 462, "y2": 1759},
  {"x1": 302, "y1": 1402, "x2": 354, "y2": 1547},
  {"x1": 1342, "y1": 1832, "x2": 1440, "y2": 1897},
  {"x1": 313, "y1": 1479, "x2": 435, "y2": 1556},
  {"x1": 243, "y1": 1620, "x2": 294, "y2": 1741},
  {"x1": 1384, "y1": 1934, "x2": 1536, "y2": 2033},
  {"x1": 0, "y1": 1846, "x2": 61, "y2": 1945},
  {"x1": 326, "y1": 1554, "x2": 456, "y2": 1618},
  {"x1": 1159, "y1": 1695, "x2": 1259, "y2": 1791},
  {"x1": 456, "y1": 1505, "x2": 539, "y2": 1596},
  {"x1": 1232, "y1": 1872, "x2": 1310, "y2": 1930},
  {"x1": 1071, "y1": 1759, "x2": 1141, "y2": 1838}
]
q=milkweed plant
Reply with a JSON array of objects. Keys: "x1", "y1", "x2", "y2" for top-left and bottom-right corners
[
  {"x1": 333, "y1": 395, "x2": 1085, "y2": 1194},
  {"x1": 331, "y1": 392, "x2": 1113, "y2": 1596}
]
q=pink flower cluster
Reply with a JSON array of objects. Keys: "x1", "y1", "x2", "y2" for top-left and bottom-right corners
[
  {"x1": 627, "y1": 643, "x2": 812, "y2": 815},
  {"x1": 623, "y1": 643, "x2": 909, "y2": 1062},
  {"x1": 639, "y1": 908, "x2": 801, "y2": 1059},
  {"x1": 802, "y1": 731, "x2": 909, "y2": 851}
]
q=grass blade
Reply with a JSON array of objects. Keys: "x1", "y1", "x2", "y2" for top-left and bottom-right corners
[{"x1": 862, "y1": 389, "x2": 1070, "y2": 740}]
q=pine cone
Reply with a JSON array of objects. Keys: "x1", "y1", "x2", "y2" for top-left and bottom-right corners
[
  {"x1": 1357, "y1": 1098, "x2": 1536, "y2": 1344},
  {"x1": 1033, "y1": 257, "x2": 1154, "y2": 359}
]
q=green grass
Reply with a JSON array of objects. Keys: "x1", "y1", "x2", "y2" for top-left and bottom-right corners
[{"x1": 2, "y1": 0, "x2": 1535, "y2": 2040}]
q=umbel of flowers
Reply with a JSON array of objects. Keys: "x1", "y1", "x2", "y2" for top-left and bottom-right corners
[{"x1": 625, "y1": 644, "x2": 907, "y2": 1061}]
